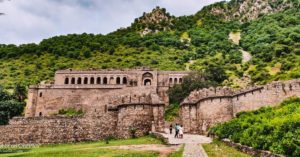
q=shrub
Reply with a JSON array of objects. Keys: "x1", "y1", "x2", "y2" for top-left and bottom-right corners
[
  {"x1": 210, "y1": 97, "x2": 300, "y2": 156},
  {"x1": 57, "y1": 108, "x2": 84, "y2": 117}
]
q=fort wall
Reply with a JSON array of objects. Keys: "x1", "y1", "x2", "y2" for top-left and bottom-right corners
[
  {"x1": 181, "y1": 79, "x2": 300, "y2": 134},
  {"x1": 0, "y1": 103, "x2": 164, "y2": 145}
]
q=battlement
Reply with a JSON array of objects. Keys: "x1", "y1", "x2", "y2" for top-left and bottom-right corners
[
  {"x1": 181, "y1": 78, "x2": 300, "y2": 105},
  {"x1": 181, "y1": 86, "x2": 233, "y2": 104},
  {"x1": 106, "y1": 92, "x2": 165, "y2": 108},
  {"x1": 180, "y1": 78, "x2": 300, "y2": 134}
]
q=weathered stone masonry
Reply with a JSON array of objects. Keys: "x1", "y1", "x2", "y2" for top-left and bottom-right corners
[
  {"x1": 0, "y1": 68, "x2": 185, "y2": 145},
  {"x1": 0, "y1": 97, "x2": 165, "y2": 145},
  {"x1": 25, "y1": 68, "x2": 188, "y2": 117},
  {"x1": 180, "y1": 79, "x2": 300, "y2": 134}
]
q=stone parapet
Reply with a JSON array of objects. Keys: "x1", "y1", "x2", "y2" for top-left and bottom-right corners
[
  {"x1": 181, "y1": 79, "x2": 300, "y2": 105},
  {"x1": 180, "y1": 79, "x2": 300, "y2": 134}
]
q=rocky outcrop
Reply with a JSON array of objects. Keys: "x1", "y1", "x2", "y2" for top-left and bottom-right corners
[
  {"x1": 132, "y1": 6, "x2": 174, "y2": 36},
  {"x1": 199, "y1": 0, "x2": 299, "y2": 22}
]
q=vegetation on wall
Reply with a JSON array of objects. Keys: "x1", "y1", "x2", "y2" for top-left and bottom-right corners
[
  {"x1": 57, "y1": 108, "x2": 84, "y2": 117},
  {"x1": 168, "y1": 70, "x2": 223, "y2": 105},
  {"x1": 210, "y1": 97, "x2": 300, "y2": 156}
]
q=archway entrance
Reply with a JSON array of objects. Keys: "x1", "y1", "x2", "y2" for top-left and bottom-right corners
[
  {"x1": 144, "y1": 79, "x2": 151, "y2": 86},
  {"x1": 142, "y1": 72, "x2": 153, "y2": 86}
]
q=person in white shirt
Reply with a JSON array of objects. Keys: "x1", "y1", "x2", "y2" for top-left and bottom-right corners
[{"x1": 179, "y1": 125, "x2": 184, "y2": 139}]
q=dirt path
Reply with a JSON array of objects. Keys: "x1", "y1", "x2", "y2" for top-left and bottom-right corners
[
  {"x1": 98, "y1": 144, "x2": 180, "y2": 157},
  {"x1": 229, "y1": 31, "x2": 252, "y2": 63},
  {"x1": 185, "y1": 60, "x2": 195, "y2": 71},
  {"x1": 240, "y1": 49, "x2": 252, "y2": 63},
  {"x1": 229, "y1": 32, "x2": 241, "y2": 45}
]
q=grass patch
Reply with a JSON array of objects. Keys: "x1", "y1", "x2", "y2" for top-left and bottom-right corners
[
  {"x1": 0, "y1": 136, "x2": 163, "y2": 157},
  {"x1": 168, "y1": 145, "x2": 184, "y2": 157},
  {"x1": 202, "y1": 140, "x2": 250, "y2": 157}
]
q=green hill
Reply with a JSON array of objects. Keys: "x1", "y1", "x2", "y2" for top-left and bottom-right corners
[
  {"x1": 0, "y1": 0, "x2": 299, "y2": 88},
  {"x1": 210, "y1": 97, "x2": 300, "y2": 156}
]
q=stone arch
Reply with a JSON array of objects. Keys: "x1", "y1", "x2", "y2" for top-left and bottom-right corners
[
  {"x1": 84, "y1": 77, "x2": 88, "y2": 84},
  {"x1": 109, "y1": 77, "x2": 114, "y2": 84},
  {"x1": 65, "y1": 77, "x2": 69, "y2": 84},
  {"x1": 142, "y1": 72, "x2": 153, "y2": 86},
  {"x1": 71, "y1": 77, "x2": 75, "y2": 84},
  {"x1": 174, "y1": 78, "x2": 178, "y2": 84},
  {"x1": 90, "y1": 77, "x2": 95, "y2": 84},
  {"x1": 39, "y1": 112, "x2": 42, "y2": 117},
  {"x1": 169, "y1": 78, "x2": 173, "y2": 84},
  {"x1": 77, "y1": 77, "x2": 82, "y2": 84},
  {"x1": 144, "y1": 79, "x2": 152, "y2": 86},
  {"x1": 116, "y1": 77, "x2": 121, "y2": 84},
  {"x1": 97, "y1": 77, "x2": 101, "y2": 84},
  {"x1": 39, "y1": 92, "x2": 42, "y2": 97},
  {"x1": 179, "y1": 78, "x2": 183, "y2": 83},
  {"x1": 103, "y1": 77, "x2": 108, "y2": 84},
  {"x1": 123, "y1": 77, "x2": 127, "y2": 85}
]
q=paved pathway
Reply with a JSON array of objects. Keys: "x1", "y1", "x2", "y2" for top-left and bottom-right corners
[
  {"x1": 183, "y1": 144, "x2": 208, "y2": 157},
  {"x1": 158, "y1": 128, "x2": 212, "y2": 157}
]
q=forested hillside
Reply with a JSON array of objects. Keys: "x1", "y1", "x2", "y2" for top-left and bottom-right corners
[
  {"x1": 210, "y1": 97, "x2": 300, "y2": 156},
  {"x1": 0, "y1": 0, "x2": 299, "y2": 88}
]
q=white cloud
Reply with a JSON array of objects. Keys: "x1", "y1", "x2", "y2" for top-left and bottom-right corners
[{"x1": 0, "y1": 0, "x2": 222, "y2": 44}]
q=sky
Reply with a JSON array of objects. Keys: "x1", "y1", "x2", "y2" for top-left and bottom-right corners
[{"x1": 0, "y1": 0, "x2": 223, "y2": 45}]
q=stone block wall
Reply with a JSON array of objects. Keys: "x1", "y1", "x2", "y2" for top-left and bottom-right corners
[
  {"x1": 116, "y1": 104, "x2": 165, "y2": 138},
  {"x1": 0, "y1": 114, "x2": 117, "y2": 145},
  {"x1": 0, "y1": 93, "x2": 165, "y2": 145},
  {"x1": 181, "y1": 79, "x2": 300, "y2": 134}
]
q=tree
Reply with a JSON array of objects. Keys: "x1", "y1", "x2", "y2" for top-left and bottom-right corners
[
  {"x1": 0, "y1": 100, "x2": 25, "y2": 125},
  {"x1": 168, "y1": 71, "x2": 218, "y2": 104},
  {"x1": 13, "y1": 84, "x2": 27, "y2": 102},
  {"x1": 0, "y1": 85, "x2": 25, "y2": 125},
  {"x1": 0, "y1": 86, "x2": 10, "y2": 100}
]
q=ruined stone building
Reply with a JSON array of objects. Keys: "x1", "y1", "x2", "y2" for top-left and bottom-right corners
[
  {"x1": 1, "y1": 67, "x2": 299, "y2": 145},
  {"x1": 25, "y1": 68, "x2": 189, "y2": 117},
  {"x1": 0, "y1": 68, "x2": 189, "y2": 145}
]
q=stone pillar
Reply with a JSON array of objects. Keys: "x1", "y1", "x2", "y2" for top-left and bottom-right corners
[{"x1": 25, "y1": 87, "x2": 38, "y2": 117}]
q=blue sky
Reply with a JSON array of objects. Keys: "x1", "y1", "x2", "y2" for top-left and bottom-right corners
[{"x1": 0, "y1": 0, "x2": 223, "y2": 44}]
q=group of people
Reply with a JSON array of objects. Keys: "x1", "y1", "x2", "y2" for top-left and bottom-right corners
[{"x1": 169, "y1": 124, "x2": 184, "y2": 139}]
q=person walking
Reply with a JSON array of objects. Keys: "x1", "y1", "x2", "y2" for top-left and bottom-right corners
[
  {"x1": 174, "y1": 124, "x2": 179, "y2": 138},
  {"x1": 169, "y1": 124, "x2": 173, "y2": 134},
  {"x1": 179, "y1": 125, "x2": 184, "y2": 139}
]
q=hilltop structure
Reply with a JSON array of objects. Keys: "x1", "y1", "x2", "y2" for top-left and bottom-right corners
[{"x1": 25, "y1": 67, "x2": 189, "y2": 117}]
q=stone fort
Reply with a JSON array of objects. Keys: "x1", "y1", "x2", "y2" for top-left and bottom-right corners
[
  {"x1": 25, "y1": 68, "x2": 189, "y2": 117},
  {"x1": 0, "y1": 68, "x2": 299, "y2": 145},
  {"x1": 0, "y1": 68, "x2": 189, "y2": 145}
]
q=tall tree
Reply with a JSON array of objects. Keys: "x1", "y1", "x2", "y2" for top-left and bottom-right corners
[{"x1": 13, "y1": 84, "x2": 27, "y2": 102}]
